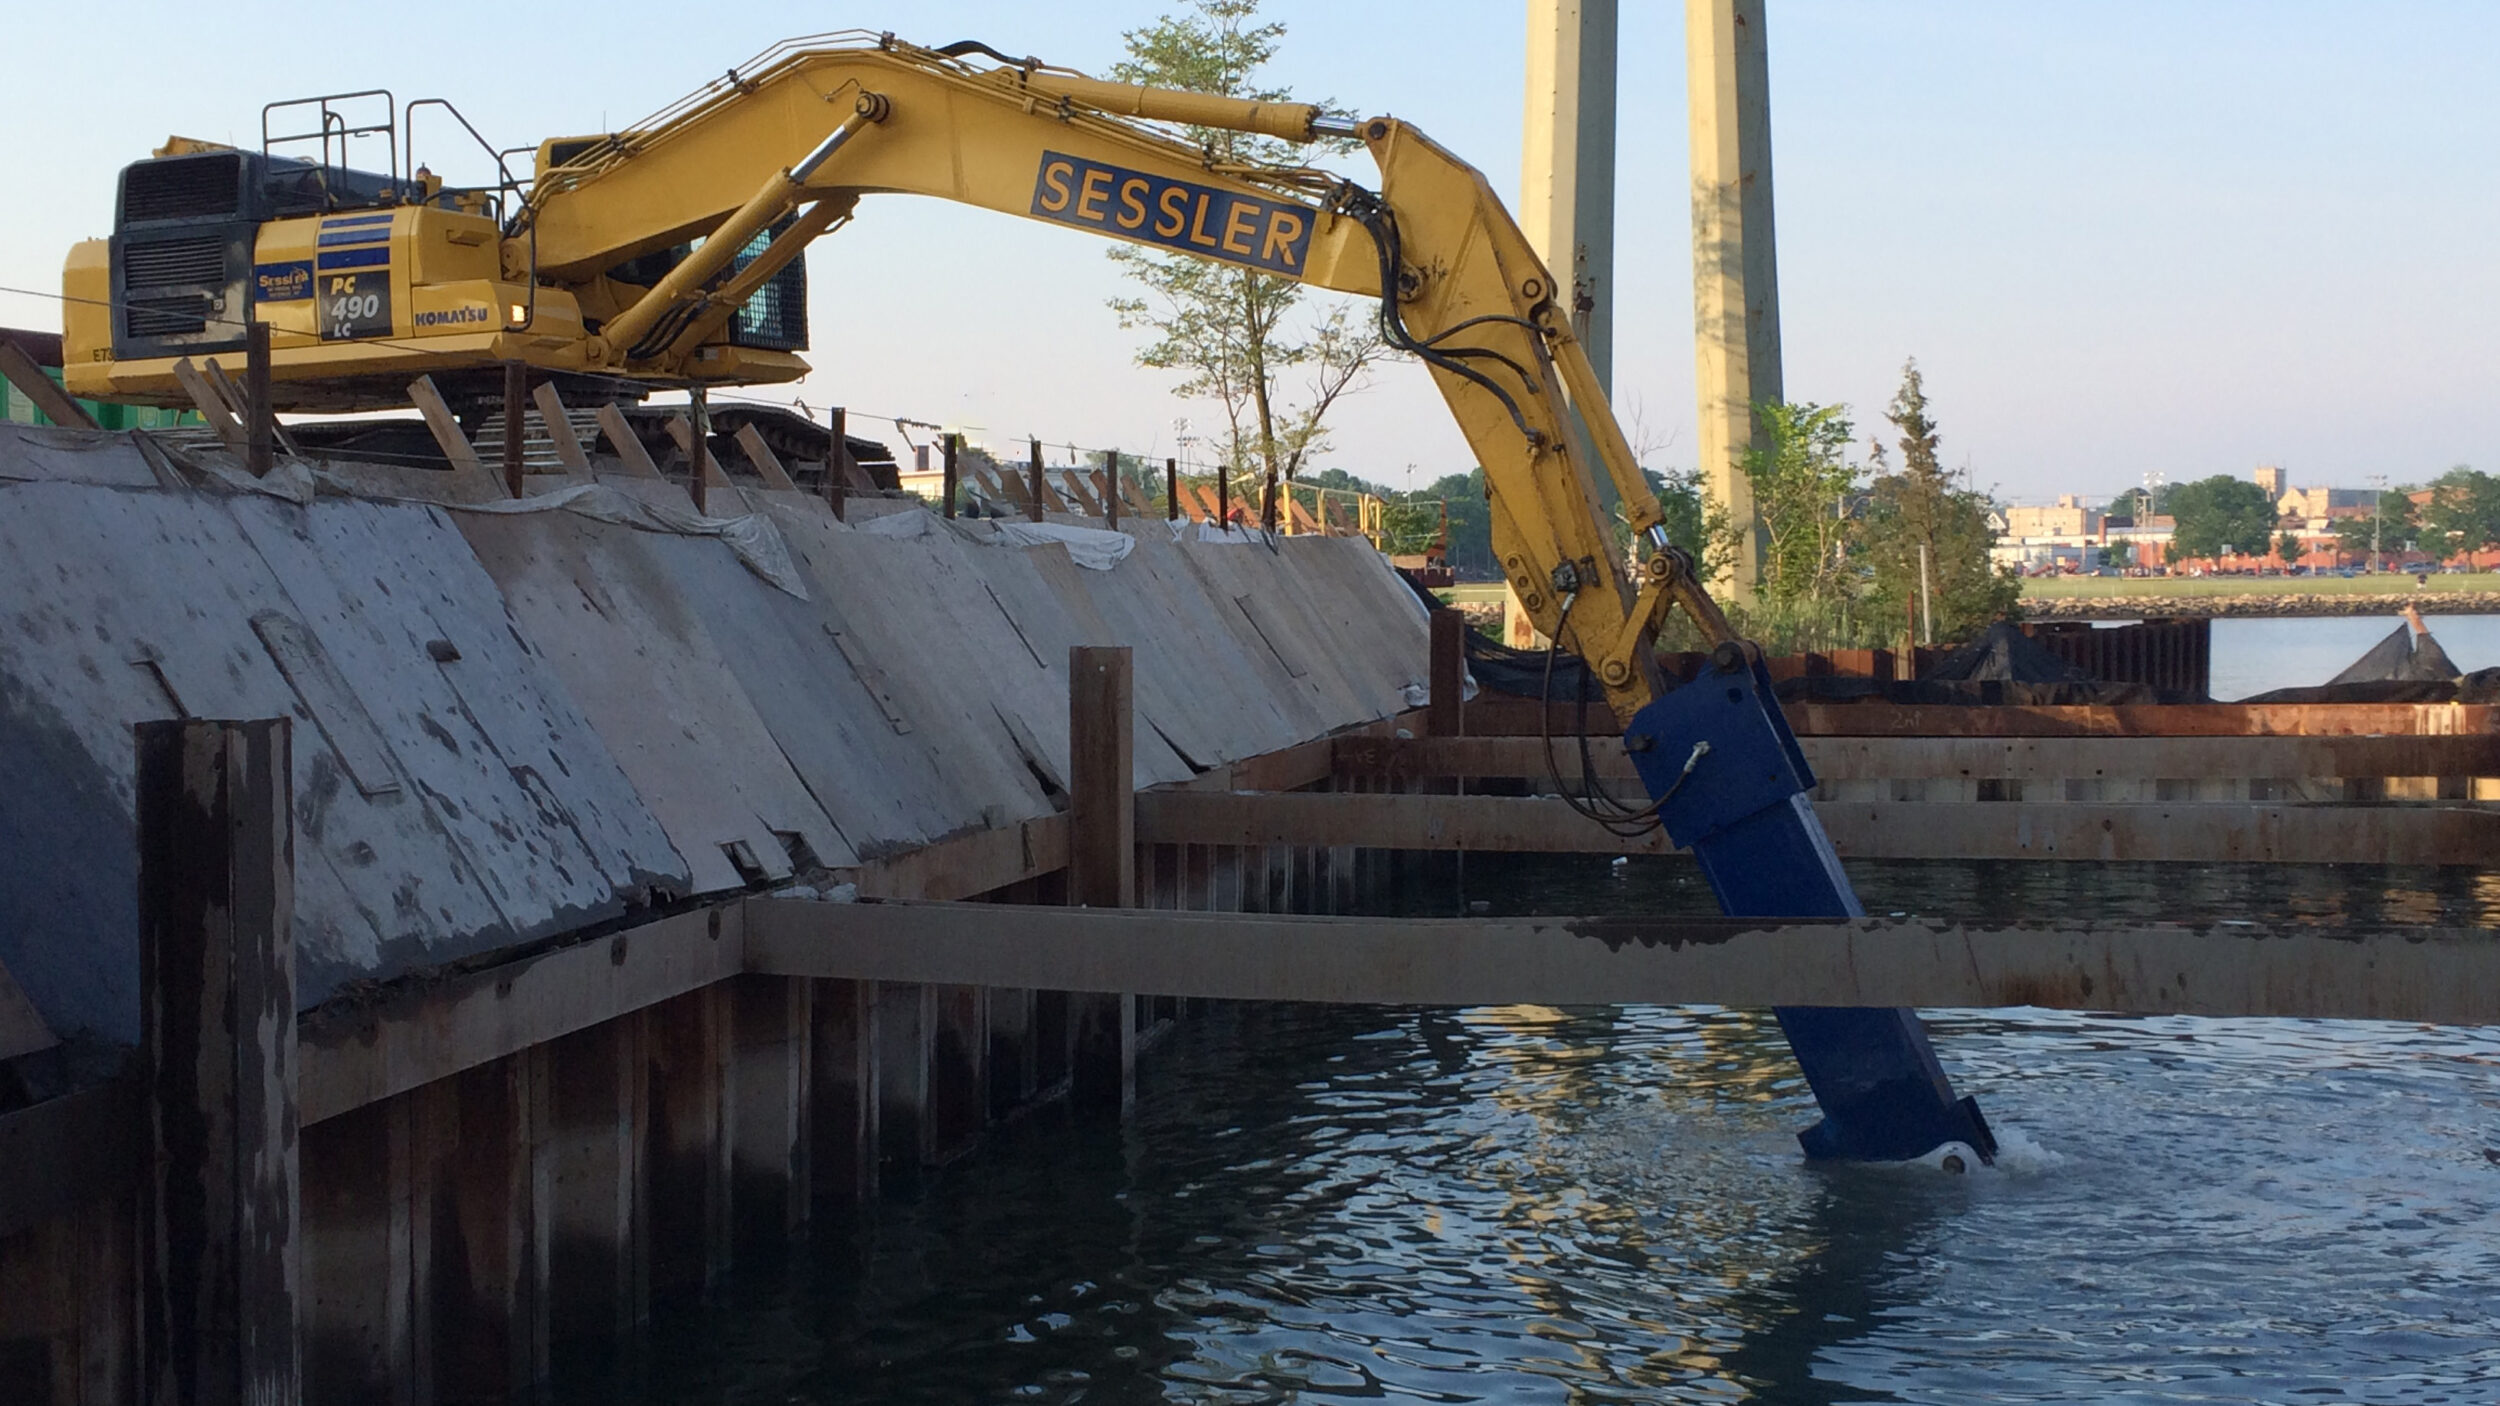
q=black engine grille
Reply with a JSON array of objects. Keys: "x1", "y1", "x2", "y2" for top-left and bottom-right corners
[
  {"x1": 122, "y1": 153, "x2": 243, "y2": 224},
  {"x1": 122, "y1": 236, "x2": 229, "y2": 291},
  {"x1": 125, "y1": 297, "x2": 213, "y2": 337}
]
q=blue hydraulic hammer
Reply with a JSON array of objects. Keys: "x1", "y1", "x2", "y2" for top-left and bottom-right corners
[{"x1": 1623, "y1": 640, "x2": 1998, "y2": 1164}]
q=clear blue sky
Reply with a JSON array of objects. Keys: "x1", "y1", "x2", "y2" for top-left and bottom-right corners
[{"x1": 5, "y1": 1, "x2": 2494, "y2": 501}]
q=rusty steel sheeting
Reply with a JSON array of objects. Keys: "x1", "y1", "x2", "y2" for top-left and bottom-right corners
[{"x1": 743, "y1": 899, "x2": 2500, "y2": 1026}]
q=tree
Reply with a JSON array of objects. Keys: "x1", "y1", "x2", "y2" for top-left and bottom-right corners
[
  {"x1": 1415, "y1": 469, "x2": 1494, "y2": 579},
  {"x1": 1649, "y1": 467, "x2": 1710, "y2": 565},
  {"x1": 2422, "y1": 466, "x2": 2500, "y2": 560},
  {"x1": 2166, "y1": 475, "x2": 2279, "y2": 562},
  {"x1": 2334, "y1": 488, "x2": 2418, "y2": 568},
  {"x1": 1105, "y1": 0, "x2": 1388, "y2": 530},
  {"x1": 2274, "y1": 531, "x2": 2302, "y2": 567},
  {"x1": 1733, "y1": 402, "x2": 1861, "y2": 607},
  {"x1": 2112, "y1": 484, "x2": 2167, "y2": 521},
  {"x1": 1854, "y1": 360, "x2": 2018, "y2": 641}
]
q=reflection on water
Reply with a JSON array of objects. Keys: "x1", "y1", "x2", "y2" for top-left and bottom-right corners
[{"x1": 606, "y1": 859, "x2": 2500, "y2": 1404}]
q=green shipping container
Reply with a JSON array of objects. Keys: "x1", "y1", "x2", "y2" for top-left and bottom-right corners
[{"x1": 0, "y1": 365, "x2": 199, "y2": 431}]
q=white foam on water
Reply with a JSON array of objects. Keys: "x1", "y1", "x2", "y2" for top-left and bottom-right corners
[{"x1": 1987, "y1": 1125, "x2": 2066, "y2": 1175}]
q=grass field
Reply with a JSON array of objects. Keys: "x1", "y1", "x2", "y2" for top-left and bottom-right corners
[
  {"x1": 1435, "y1": 582, "x2": 1509, "y2": 605},
  {"x1": 2019, "y1": 572, "x2": 2500, "y2": 600}
]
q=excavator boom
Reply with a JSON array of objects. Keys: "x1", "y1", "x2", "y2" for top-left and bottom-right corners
[{"x1": 58, "y1": 30, "x2": 1994, "y2": 1163}]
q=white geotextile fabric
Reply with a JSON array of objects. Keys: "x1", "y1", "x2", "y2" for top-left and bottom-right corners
[
  {"x1": 161, "y1": 436, "x2": 812, "y2": 600},
  {"x1": 862, "y1": 507, "x2": 1136, "y2": 570},
  {"x1": 436, "y1": 480, "x2": 809, "y2": 599},
  {"x1": 985, "y1": 518, "x2": 1134, "y2": 569}
]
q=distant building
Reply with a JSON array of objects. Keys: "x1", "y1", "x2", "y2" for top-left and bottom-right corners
[
  {"x1": 1994, "y1": 495, "x2": 2115, "y2": 571},
  {"x1": 2251, "y1": 464, "x2": 2286, "y2": 498},
  {"x1": 2002, "y1": 494, "x2": 2101, "y2": 541},
  {"x1": 2277, "y1": 486, "x2": 2375, "y2": 525}
]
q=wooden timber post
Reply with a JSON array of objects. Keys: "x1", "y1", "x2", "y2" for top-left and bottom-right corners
[
  {"x1": 502, "y1": 360, "x2": 528, "y2": 498},
  {"x1": 827, "y1": 406, "x2": 849, "y2": 521},
  {"x1": 244, "y1": 322, "x2": 275, "y2": 478},
  {"x1": 136, "y1": 718, "x2": 300, "y2": 1406},
  {"x1": 1067, "y1": 646, "x2": 1137, "y2": 1114},
  {"x1": 688, "y1": 388, "x2": 711, "y2": 515},
  {"x1": 1217, "y1": 468, "x2": 1230, "y2": 531},
  {"x1": 1429, "y1": 608, "x2": 1466, "y2": 737},
  {"x1": 1027, "y1": 439, "x2": 1047, "y2": 523},
  {"x1": 1165, "y1": 457, "x2": 1179, "y2": 521},
  {"x1": 1103, "y1": 452, "x2": 1119, "y2": 530},
  {"x1": 0, "y1": 334, "x2": 99, "y2": 429},
  {"x1": 941, "y1": 433, "x2": 960, "y2": 520}
]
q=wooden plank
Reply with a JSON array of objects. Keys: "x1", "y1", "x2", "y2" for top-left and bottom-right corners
[
  {"x1": 1450, "y1": 696, "x2": 1608, "y2": 738},
  {"x1": 744, "y1": 899, "x2": 2500, "y2": 1026},
  {"x1": 171, "y1": 356, "x2": 248, "y2": 451},
  {"x1": 1135, "y1": 788, "x2": 2500, "y2": 864},
  {"x1": 833, "y1": 818, "x2": 1067, "y2": 902},
  {"x1": 1333, "y1": 733, "x2": 2500, "y2": 785},
  {"x1": 1069, "y1": 646, "x2": 1136, "y2": 908},
  {"x1": 1429, "y1": 609, "x2": 1465, "y2": 737},
  {"x1": 1139, "y1": 788, "x2": 1675, "y2": 855},
  {"x1": 1815, "y1": 800, "x2": 2500, "y2": 865},
  {"x1": 408, "y1": 373, "x2": 499, "y2": 496},
  {"x1": 1066, "y1": 645, "x2": 1136, "y2": 1113},
  {"x1": 1164, "y1": 735, "x2": 1338, "y2": 793},
  {"x1": 1808, "y1": 734, "x2": 2500, "y2": 782},
  {"x1": 664, "y1": 415, "x2": 734, "y2": 490},
  {"x1": 592, "y1": 403, "x2": 665, "y2": 479},
  {"x1": 203, "y1": 355, "x2": 307, "y2": 464},
  {"x1": 1784, "y1": 702, "x2": 2500, "y2": 738},
  {"x1": 1454, "y1": 697, "x2": 2500, "y2": 741},
  {"x1": 532, "y1": 382, "x2": 593, "y2": 476},
  {"x1": 733, "y1": 423, "x2": 798, "y2": 491},
  {"x1": 989, "y1": 462, "x2": 1035, "y2": 510},
  {"x1": 1059, "y1": 470, "x2": 1103, "y2": 516},
  {"x1": 0, "y1": 337, "x2": 98, "y2": 429},
  {"x1": 136, "y1": 717, "x2": 300, "y2": 1406},
  {"x1": 297, "y1": 907, "x2": 743, "y2": 1127}
]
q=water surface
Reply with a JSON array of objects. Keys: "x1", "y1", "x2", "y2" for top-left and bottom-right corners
[
  {"x1": 610, "y1": 858, "x2": 2500, "y2": 1404},
  {"x1": 2207, "y1": 613, "x2": 2500, "y2": 700}
]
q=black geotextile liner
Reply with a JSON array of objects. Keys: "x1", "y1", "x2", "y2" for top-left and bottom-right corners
[
  {"x1": 1920, "y1": 620, "x2": 2095, "y2": 684},
  {"x1": 2242, "y1": 621, "x2": 2487, "y2": 703},
  {"x1": 2326, "y1": 624, "x2": 2460, "y2": 686},
  {"x1": 2242, "y1": 669, "x2": 2500, "y2": 706}
]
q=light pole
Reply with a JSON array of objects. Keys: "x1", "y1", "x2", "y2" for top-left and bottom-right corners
[{"x1": 2368, "y1": 473, "x2": 2388, "y2": 573}]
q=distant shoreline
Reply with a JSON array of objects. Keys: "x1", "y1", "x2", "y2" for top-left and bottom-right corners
[{"x1": 2025, "y1": 592, "x2": 2500, "y2": 620}]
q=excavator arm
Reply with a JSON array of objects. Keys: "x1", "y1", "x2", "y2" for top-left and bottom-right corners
[
  {"x1": 61, "y1": 32, "x2": 1994, "y2": 1162},
  {"x1": 512, "y1": 36, "x2": 1685, "y2": 716}
]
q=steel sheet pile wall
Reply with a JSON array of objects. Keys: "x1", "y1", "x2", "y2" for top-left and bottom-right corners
[{"x1": 0, "y1": 425, "x2": 1427, "y2": 1048}]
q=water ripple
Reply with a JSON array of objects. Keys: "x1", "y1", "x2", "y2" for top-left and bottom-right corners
[{"x1": 611, "y1": 861, "x2": 2500, "y2": 1405}]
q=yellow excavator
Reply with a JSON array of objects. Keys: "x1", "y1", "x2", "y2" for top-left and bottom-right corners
[{"x1": 59, "y1": 30, "x2": 1995, "y2": 1165}]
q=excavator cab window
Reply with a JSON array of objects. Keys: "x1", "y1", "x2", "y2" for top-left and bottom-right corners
[{"x1": 601, "y1": 218, "x2": 811, "y2": 355}]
